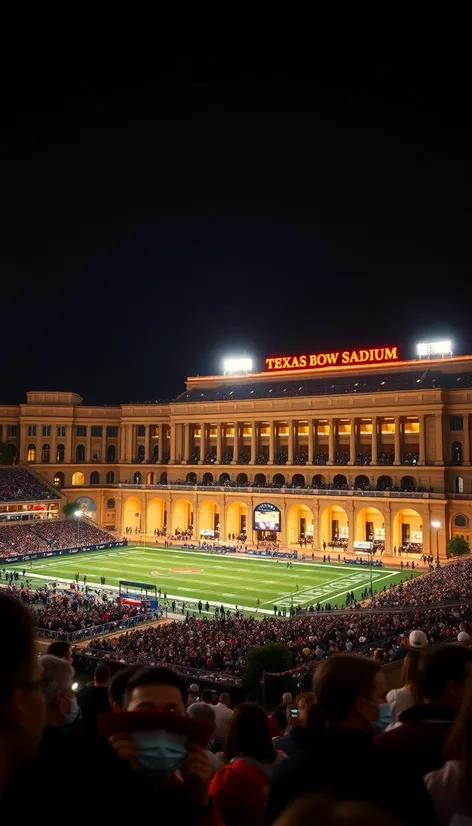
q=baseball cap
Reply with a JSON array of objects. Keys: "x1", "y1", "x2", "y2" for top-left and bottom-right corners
[
  {"x1": 187, "y1": 702, "x2": 216, "y2": 724},
  {"x1": 458, "y1": 631, "x2": 471, "y2": 643},
  {"x1": 189, "y1": 683, "x2": 199, "y2": 693},
  {"x1": 409, "y1": 630, "x2": 428, "y2": 649}
]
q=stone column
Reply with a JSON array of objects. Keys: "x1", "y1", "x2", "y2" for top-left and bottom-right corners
[
  {"x1": 394, "y1": 416, "x2": 401, "y2": 465},
  {"x1": 383, "y1": 505, "x2": 392, "y2": 554},
  {"x1": 349, "y1": 418, "x2": 356, "y2": 465},
  {"x1": 119, "y1": 425, "x2": 126, "y2": 462},
  {"x1": 158, "y1": 424, "x2": 164, "y2": 462},
  {"x1": 347, "y1": 506, "x2": 355, "y2": 551},
  {"x1": 232, "y1": 421, "x2": 239, "y2": 464},
  {"x1": 183, "y1": 423, "x2": 190, "y2": 464},
  {"x1": 307, "y1": 419, "x2": 314, "y2": 465},
  {"x1": 19, "y1": 423, "x2": 27, "y2": 462},
  {"x1": 85, "y1": 427, "x2": 92, "y2": 462},
  {"x1": 169, "y1": 424, "x2": 177, "y2": 464},
  {"x1": 328, "y1": 418, "x2": 335, "y2": 465},
  {"x1": 269, "y1": 422, "x2": 276, "y2": 464},
  {"x1": 216, "y1": 423, "x2": 222, "y2": 464},
  {"x1": 65, "y1": 425, "x2": 73, "y2": 463},
  {"x1": 125, "y1": 424, "x2": 133, "y2": 462},
  {"x1": 101, "y1": 428, "x2": 107, "y2": 463},
  {"x1": 287, "y1": 420, "x2": 294, "y2": 464},
  {"x1": 435, "y1": 413, "x2": 444, "y2": 465},
  {"x1": 418, "y1": 415, "x2": 426, "y2": 465},
  {"x1": 463, "y1": 413, "x2": 471, "y2": 465},
  {"x1": 311, "y1": 500, "x2": 320, "y2": 550},
  {"x1": 144, "y1": 425, "x2": 150, "y2": 463},
  {"x1": 199, "y1": 423, "x2": 206, "y2": 464},
  {"x1": 371, "y1": 417, "x2": 378, "y2": 465},
  {"x1": 50, "y1": 427, "x2": 57, "y2": 466},
  {"x1": 250, "y1": 422, "x2": 257, "y2": 464}
]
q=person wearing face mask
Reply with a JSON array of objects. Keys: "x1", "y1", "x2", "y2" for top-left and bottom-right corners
[
  {"x1": 108, "y1": 667, "x2": 221, "y2": 826},
  {"x1": 266, "y1": 655, "x2": 434, "y2": 826}
]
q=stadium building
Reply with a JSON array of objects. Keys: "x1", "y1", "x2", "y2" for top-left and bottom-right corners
[{"x1": 1, "y1": 341, "x2": 472, "y2": 558}]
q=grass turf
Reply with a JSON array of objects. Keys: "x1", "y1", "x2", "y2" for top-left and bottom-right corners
[{"x1": 5, "y1": 544, "x2": 421, "y2": 615}]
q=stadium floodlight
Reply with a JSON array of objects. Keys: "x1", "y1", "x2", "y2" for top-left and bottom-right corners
[
  {"x1": 416, "y1": 340, "x2": 452, "y2": 358},
  {"x1": 431, "y1": 520, "x2": 441, "y2": 528},
  {"x1": 223, "y1": 357, "x2": 253, "y2": 375},
  {"x1": 431, "y1": 520, "x2": 441, "y2": 564},
  {"x1": 74, "y1": 509, "x2": 84, "y2": 518}
]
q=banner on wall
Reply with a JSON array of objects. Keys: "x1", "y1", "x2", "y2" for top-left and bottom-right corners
[{"x1": 0, "y1": 539, "x2": 128, "y2": 565}]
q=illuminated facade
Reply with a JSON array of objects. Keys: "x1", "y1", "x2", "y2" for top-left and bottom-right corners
[{"x1": 2, "y1": 350, "x2": 472, "y2": 557}]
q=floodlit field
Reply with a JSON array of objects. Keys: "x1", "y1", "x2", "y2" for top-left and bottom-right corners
[{"x1": 7, "y1": 544, "x2": 420, "y2": 615}]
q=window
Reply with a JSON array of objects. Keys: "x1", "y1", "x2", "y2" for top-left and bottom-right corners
[
  {"x1": 454, "y1": 514, "x2": 468, "y2": 528},
  {"x1": 76, "y1": 425, "x2": 87, "y2": 437},
  {"x1": 91, "y1": 426, "x2": 102, "y2": 437},
  {"x1": 41, "y1": 444, "x2": 50, "y2": 463},
  {"x1": 57, "y1": 425, "x2": 66, "y2": 437},
  {"x1": 456, "y1": 476, "x2": 464, "y2": 493},
  {"x1": 133, "y1": 471, "x2": 142, "y2": 484},
  {"x1": 107, "y1": 426, "x2": 118, "y2": 437},
  {"x1": 137, "y1": 444, "x2": 145, "y2": 462},
  {"x1": 7, "y1": 425, "x2": 18, "y2": 437},
  {"x1": 90, "y1": 471, "x2": 100, "y2": 484},
  {"x1": 106, "y1": 471, "x2": 115, "y2": 484},
  {"x1": 28, "y1": 425, "x2": 37, "y2": 437},
  {"x1": 53, "y1": 472, "x2": 64, "y2": 488},
  {"x1": 107, "y1": 444, "x2": 116, "y2": 462},
  {"x1": 27, "y1": 444, "x2": 36, "y2": 462},
  {"x1": 151, "y1": 426, "x2": 159, "y2": 438},
  {"x1": 452, "y1": 441, "x2": 463, "y2": 465},
  {"x1": 56, "y1": 444, "x2": 65, "y2": 463},
  {"x1": 107, "y1": 498, "x2": 116, "y2": 509},
  {"x1": 450, "y1": 415, "x2": 464, "y2": 432},
  {"x1": 136, "y1": 424, "x2": 146, "y2": 437},
  {"x1": 76, "y1": 444, "x2": 85, "y2": 462},
  {"x1": 42, "y1": 425, "x2": 51, "y2": 437}
]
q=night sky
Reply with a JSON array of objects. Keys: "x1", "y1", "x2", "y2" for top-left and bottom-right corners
[{"x1": 1, "y1": 21, "x2": 470, "y2": 405}]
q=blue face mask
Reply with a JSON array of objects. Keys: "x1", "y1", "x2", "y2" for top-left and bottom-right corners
[
  {"x1": 64, "y1": 696, "x2": 80, "y2": 726},
  {"x1": 134, "y1": 730, "x2": 188, "y2": 777},
  {"x1": 372, "y1": 703, "x2": 392, "y2": 734}
]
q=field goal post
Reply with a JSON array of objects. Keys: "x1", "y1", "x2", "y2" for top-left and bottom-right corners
[{"x1": 119, "y1": 580, "x2": 158, "y2": 609}]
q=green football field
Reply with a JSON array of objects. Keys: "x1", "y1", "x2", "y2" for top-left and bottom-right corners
[{"x1": 6, "y1": 544, "x2": 420, "y2": 615}]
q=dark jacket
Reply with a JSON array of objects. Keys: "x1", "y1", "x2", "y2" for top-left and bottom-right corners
[
  {"x1": 374, "y1": 704, "x2": 456, "y2": 775},
  {"x1": 77, "y1": 684, "x2": 111, "y2": 732},
  {"x1": 273, "y1": 725, "x2": 310, "y2": 755},
  {"x1": 266, "y1": 729, "x2": 434, "y2": 825}
]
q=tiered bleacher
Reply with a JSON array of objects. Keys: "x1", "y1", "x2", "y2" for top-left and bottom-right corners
[
  {"x1": 0, "y1": 467, "x2": 60, "y2": 501},
  {"x1": 0, "y1": 521, "x2": 117, "y2": 559}
]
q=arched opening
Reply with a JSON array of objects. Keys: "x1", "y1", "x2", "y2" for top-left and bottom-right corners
[
  {"x1": 253, "y1": 473, "x2": 266, "y2": 487},
  {"x1": 152, "y1": 444, "x2": 158, "y2": 462},
  {"x1": 146, "y1": 471, "x2": 155, "y2": 484},
  {"x1": 393, "y1": 508, "x2": 423, "y2": 551},
  {"x1": 76, "y1": 496, "x2": 97, "y2": 520},
  {"x1": 107, "y1": 498, "x2": 115, "y2": 509},
  {"x1": 454, "y1": 514, "x2": 468, "y2": 529},
  {"x1": 272, "y1": 473, "x2": 285, "y2": 487},
  {"x1": 320, "y1": 504, "x2": 349, "y2": 548},
  {"x1": 72, "y1": 472, "x2": 84, "y2": 486},
  {"x1": 400, "y1": 475, "x2": 417, "y2": 491},
  {"x1": 312, "y1": 474, "x2": 326, "y2": 488},
  {"x1": 452, "y1": 441, "x2": 463, "y2": 465},
  {"x1": 27, "y1": 443, "x2": 36, "y2": 463},
  {"x1": 202, "y1": 472, "x2": 214, "y2": 485},
  {"x1": 333, "y1": 474, "x2": 347, "y2": 488},
  {"x1": 133, "y1": 471, "x2": 142, "y2": 485},
  {"x1": 186, "y1": 472, "x2": 197, "y2": 484},
  {"x1": 107, "y1": 444, "x2": 116, "y2": 462},
  {"x1": 237, "y1": 472, "x2": 248, "y2": 486},
  {"x1": 56, "y1": 443, "x2": 65, "y2": 463},
  {"x1": 354, "y1": 474, "x2": 370, "y2": 489},
  {"x1": 147, "y1": 496, "x2": 165, "y2": 534},
  {"x1": 123, "y1": 496, "x2": 142, "y2": 533},
  {"x1": 377, "y1": 475, "x2": 392, "y2": 491},
  {"x1": 226, "y1": 501, "x2": 249, "y2": 539},
  {"x1": 287, "y1": 503, "x2": 314, "y2": 545},
  {"x1": 198, "y1": 500, "x2": 220, "y2": 537},
  {"x1": 76, "y1": 444, "x2": 85, "y2": 462},
  {"x1": 355, "y1": 506, "x2": 384, "y2": 544},
  {"x1": 456, "y1": 476, "x2": 464, "y2": 494},
  {"x1": 160, "y1": 471, "x2": 168, "y2": 484},
  {"x1": 41, "y1": 444, "x2": 50, "y2": 463},
  {"x1": 137, "y1": 444, "x2": 145, "y2": 463},
  {"x1": 90, "y1": 471, "x2": 100, "y2": 484},
  {"x1": 53, "y1": 472, "x2": 64, "y2": 488},
  {"x1": 106, "y1": 471, "x2": 115, "y2": 484},
  {"x1": 172, "y1": 498, "x2": 193, "y2": 535},
  {"x1": 219, "y1": 472, "x2": 230, "y2": 485},
  {"x1": 291, "y1": 473, "x2": 305, "y2": 487}
]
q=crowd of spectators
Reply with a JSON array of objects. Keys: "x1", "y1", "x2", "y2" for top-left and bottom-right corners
[
  {"x1": 0, "y1": 468, "x2": 60, "y2": 502},
  {"x1": 0, "y1": 520, "x2": 115, "y2": 559}
]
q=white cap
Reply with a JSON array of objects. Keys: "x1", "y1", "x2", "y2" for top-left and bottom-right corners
[
  {"x1": 189, "y1": 683, "x2": 199, "y2": 693},
  {"x1": 458, "y1": 631, "x2": 471, "y2": 643},
  {"x1": 409, "y1": 630, "x2": 428, "y2": 649},
  {"x1": 282, "y1": 692, "x2": 293, "y2": 705}
]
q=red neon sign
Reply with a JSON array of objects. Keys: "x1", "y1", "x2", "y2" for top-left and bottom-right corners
[{"x1": 265, "y1": 346, "x2": 399, "y2": 372}]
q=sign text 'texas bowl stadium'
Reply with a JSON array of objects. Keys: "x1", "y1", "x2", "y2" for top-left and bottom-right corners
[{"x1": 265, "y1": 346, "x2": 399, "y2": 372}]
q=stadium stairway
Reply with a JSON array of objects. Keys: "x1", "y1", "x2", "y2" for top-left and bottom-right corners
[{"x1": 17, "y1": 463, "x2": 66, "y2": 503}]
